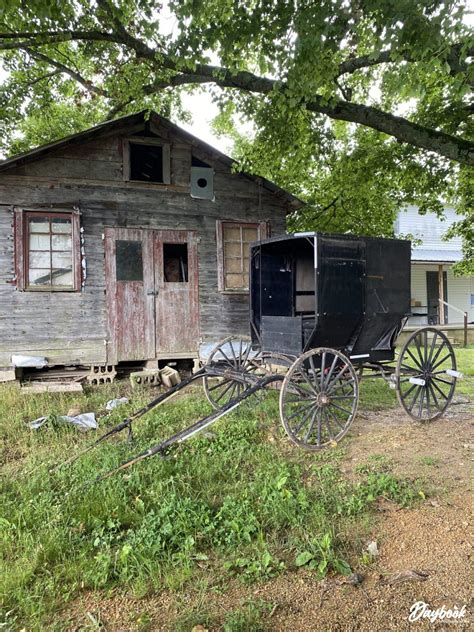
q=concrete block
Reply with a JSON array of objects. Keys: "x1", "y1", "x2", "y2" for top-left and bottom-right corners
[
  {"x1": 160, "y1": 365, "x2": 181, "y2": 388},
  {"x1": 87, "y1": 365, "x2": 116, "y2": 385},
  {"x1": 130, "y1": 369, "x2": 161, "y2": 388},
  {"x1": 0, "y1": 368, "x2": 17, "y2": 383}
]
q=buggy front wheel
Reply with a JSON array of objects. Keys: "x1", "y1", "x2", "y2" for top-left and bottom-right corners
[{"x1": 279, "y1": 347, "x2": 359, "y2": 450}]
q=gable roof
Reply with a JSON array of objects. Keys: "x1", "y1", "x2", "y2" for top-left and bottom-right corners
[{"x1": 0, "y1": 110, "x2": 304, "y2": 208}]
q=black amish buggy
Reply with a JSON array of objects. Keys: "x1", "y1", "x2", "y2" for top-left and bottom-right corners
[{"x1": 59, "y1": 233, "x2": 462, "y2": 479}]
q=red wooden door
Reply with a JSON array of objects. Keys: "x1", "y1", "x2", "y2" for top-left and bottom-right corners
[
  {"x1": 105, "y1": 228, "x2": 199, "y2": 362},
  {"x1": 105, "y1": 228, "x2": 155, "y2": 363},
  {"x1": 154, "y1": 230, "x2": 199, "y2": 355}
]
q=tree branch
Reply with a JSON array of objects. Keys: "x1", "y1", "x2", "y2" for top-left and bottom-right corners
[
  {"x1": 25, "y1": 69, "x2": 61, "y2": 87},
  {"x1": 1, "y1": 14, "x2": 472, "y2": 166},
  {"x1": 338, "y1": 50, "x2": 392, "y2": 75},
  {"x1": 25, "y1": 49, "x2": 108, "y2": 97},
  {"x1": 338, "y1": 44, "x2": 474, "y2": 87},
  {"x1": 106, "y1": 74, "x2": 211, "y2": 119},
  {"x1": 0, "y1": 30, "x2": 122, "y2": 49},
  {"x1": 124, "y1": 61, "x2": 473, "y2": 165}
]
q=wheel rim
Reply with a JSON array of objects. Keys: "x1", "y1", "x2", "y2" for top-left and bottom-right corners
[
  {"x1": 396, "y1": 327, "x2": 457, "y2": 421},
  {"x1": 203, "y1": 336, "x2": 263, "y2": 410},
  {"x1": 279, "y1": 348, "x2": 358, "y2": 450}
]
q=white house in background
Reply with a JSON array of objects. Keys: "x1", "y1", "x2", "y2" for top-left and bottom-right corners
[{"x1": 395, "y1": 206, "x2": 474, "y2": 326}]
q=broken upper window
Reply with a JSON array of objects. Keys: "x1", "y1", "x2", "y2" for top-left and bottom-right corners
[
  {"x1": 124, "y1": 138, "x2": 170, "y2": 184},
  {"x1": 14, "y1": 210, "x2": 81, "y2": 291},
  {"x1": 216, "y1": 220, "x2": 270, "y2": 292}
]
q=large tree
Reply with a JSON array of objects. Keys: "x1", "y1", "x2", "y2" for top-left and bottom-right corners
[{"x1": 0, "y1": 1, "x2": 472, "y2": 267}]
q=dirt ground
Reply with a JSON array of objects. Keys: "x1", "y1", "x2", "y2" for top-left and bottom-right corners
[{"x1": 63, "y1": 402, "x2": 473, "y2": 631}]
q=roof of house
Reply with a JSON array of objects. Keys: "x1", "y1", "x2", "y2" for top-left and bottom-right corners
[
  {"x1": 411, "y1": 249, "x2": 462, "y2": 263},
  {"x1": 0, "y1": 110, "x2": 304, "y2": 208},
  {"x1": 396, "y1": 206, "x2": 463, "y2": 264}
]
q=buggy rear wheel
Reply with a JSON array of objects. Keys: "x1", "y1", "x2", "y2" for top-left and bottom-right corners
[
  {"x1": 396, "y1": 327, "x2": 457, "y2": 421},
  {"x1": 279, "y1": 347, "x2": 359, "y2": 450},
  {"x1": 203, "y1": 336, "x2": 264, "y2": 410}
]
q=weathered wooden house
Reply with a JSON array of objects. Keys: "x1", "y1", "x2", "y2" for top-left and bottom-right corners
[{"x1": 0, "y1": 110, "x2": 301, "y2": 381}]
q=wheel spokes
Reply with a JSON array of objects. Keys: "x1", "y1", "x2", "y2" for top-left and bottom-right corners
[
  {"x1": 304, "y1": 408, "x2": 319, "y2": 443},
  {"x1": 281, "y1": 348, "x2": 358, "y2": 449},
  {"x1": 397, "y1": 328, "x2": 456, "y2": 421},
  {"x1": 431, "y1": 352, "x2": 453, "y2": 372},
  {"x1": 293, "y1": 405, "x2": 317, "y2": 436}
]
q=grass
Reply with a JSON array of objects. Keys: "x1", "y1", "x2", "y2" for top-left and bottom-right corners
[{"x1": 1, "y1": 347, "x2": 472, "y2": 630}]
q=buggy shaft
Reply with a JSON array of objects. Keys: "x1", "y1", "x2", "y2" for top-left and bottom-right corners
[
  {"x1": 51, "y1": 367, "x2": 208, "y2": 471},
  {"x1": 96, "y1": 373, "x2": 285, "y2": 482}
]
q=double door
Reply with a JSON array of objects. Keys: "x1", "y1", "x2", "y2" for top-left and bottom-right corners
[{"x1": 105, "y1": 228, "x2": 199, "y2": 363}]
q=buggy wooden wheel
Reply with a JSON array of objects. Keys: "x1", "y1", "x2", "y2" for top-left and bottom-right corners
[
  {"x1": 396, "y1": 327, "x2": 458, "y2": 421},
  {"x1": 279, "y1": 348, "x2": 359, "y2": 450},
  {"x1": 203, "y1": 336, "x2": 264, "y2": 410}
]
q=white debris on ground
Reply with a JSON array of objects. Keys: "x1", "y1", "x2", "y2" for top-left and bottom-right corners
[
  {"x1": 29, "y1": 413, "x2": 98, "y2": 431},
  {"x1": 105, "y1": 397, "x2": 129, "y2": 411},
  {"x1": 367, "y1": 540, "x2": 379, "y2": 557}
]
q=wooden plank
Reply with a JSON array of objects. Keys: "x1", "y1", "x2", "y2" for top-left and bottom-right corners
[
  {"x1": 21, "y1": 382, "x2": 83, "y2": 393},
  {"x1": 0, "y1": 368, "x2": 16, "y2": 382},
  {"x1": 154, "y1": 230, "x2": 200, "y2": 354}
]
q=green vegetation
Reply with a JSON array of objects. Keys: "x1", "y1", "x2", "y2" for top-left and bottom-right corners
[
  {"x1": 1, "y1": 349, "x2": 472, "y2": 629},
  {"x1": 418, "y1": 455, "x2": 440, "y2": 467},
  {"x1": 0, "y1": 377, "x2": 431, "y2": 630},
  {"x1": 455, "y1": 345, "x2": 474, "y2": 376}
]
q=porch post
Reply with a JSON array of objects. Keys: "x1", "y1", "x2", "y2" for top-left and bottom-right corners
[{"x1": 438, "y1": 264, "x2": 445, "y2": 325}]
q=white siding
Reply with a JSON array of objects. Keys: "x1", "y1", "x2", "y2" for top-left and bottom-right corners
[
  {"x1": 397, "y1": 205, "x2": 463, "y2": 256},
  {"x1": 409, "y1": 264, "x2": 473, "y2": 325}
]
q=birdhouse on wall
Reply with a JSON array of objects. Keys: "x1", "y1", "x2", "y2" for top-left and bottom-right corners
[{"x1": 190, "y1": 156, "x2": 214, "y2": 200}]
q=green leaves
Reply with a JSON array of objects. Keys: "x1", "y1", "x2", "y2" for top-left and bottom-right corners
[
  {"x1": 295, "y1": 550, "x2": 313, "y2": 567},
  {"x1": 294, "y1": 532, "x2": 352, "y2": 578},
  {"x1": 0, "y1": 1, "x2": 472, "y2": 257}
]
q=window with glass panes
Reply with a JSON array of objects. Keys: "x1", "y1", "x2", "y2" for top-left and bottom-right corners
[
  {"x1": 217, "y1": 221, "x2": 269, "y2": 292},
  {"x1": 25, "y1": 213, "x2": 75, "y2": 289}
]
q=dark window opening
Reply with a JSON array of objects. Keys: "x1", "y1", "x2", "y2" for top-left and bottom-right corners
[
  {"x1": 191, "y1": 155, "x2": 211, "y2": 168},
  {"x1": 129, "y1": 142, "x2": 164, "y2": 183},
  {"x1": 116, "y1": 240, "x2": 143, "y2": 281},
  {"x1": 164, "y1": 243, "x2": 188, "y2": 282}
]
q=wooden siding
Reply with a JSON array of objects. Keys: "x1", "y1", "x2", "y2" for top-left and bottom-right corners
[{"x1": 0, "y1": 124, "x2": 288, "y2": 367}]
